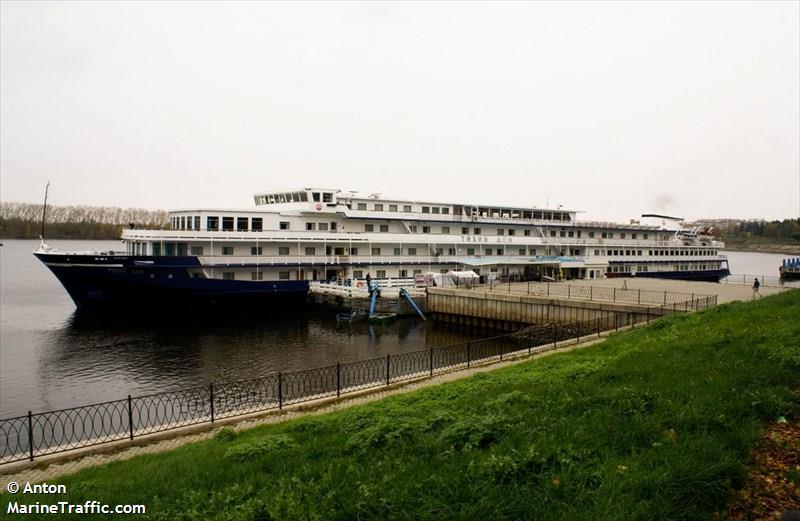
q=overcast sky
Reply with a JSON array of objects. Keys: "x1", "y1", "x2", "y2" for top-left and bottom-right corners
[{"x1": 1, "y1": 1, "x2": 798, "y2": 222}]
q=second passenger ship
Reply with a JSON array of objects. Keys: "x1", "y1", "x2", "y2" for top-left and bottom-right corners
[{"x1": 35, "y1": 188, "x2": 729, "y2": 309}]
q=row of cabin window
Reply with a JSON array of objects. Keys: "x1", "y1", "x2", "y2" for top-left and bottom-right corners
[
  {"x1": 206, "y1": 246, "x2": 544, "y2": 257},
  {"x1": 593, "y1": 249, "x2": 718, "y2": 257},
  {"x1": 354, "y1": 202, "x2": 450, "y2": 215},
  {"x1": 607, "y1": 263, "x2": 718, "y2": 274}
]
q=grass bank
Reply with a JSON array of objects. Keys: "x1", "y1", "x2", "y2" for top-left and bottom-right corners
[{"x1": 3, "y1": 292, "x2": 799, "y2": 520}]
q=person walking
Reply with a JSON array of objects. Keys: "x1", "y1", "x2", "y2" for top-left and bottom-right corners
[{"x1": 752, "y1": 277, "x2": 761, "y2": 299}]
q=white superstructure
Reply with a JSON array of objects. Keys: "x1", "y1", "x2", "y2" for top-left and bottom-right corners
[{"x1": 121, "y1": 188, "x2": 729, "y2": 283}]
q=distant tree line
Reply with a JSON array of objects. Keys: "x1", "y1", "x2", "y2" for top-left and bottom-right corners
[
  {"x1": 0, "y1": 202, "x2": 168, "y2": 239},
  {"x1": 716, "y1": 218, "x2": 800, "y2": 243}
]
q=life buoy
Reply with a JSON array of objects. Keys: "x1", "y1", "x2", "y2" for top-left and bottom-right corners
[{"x1": 357, "y1": 281, "x2": 365, "y2": 288}]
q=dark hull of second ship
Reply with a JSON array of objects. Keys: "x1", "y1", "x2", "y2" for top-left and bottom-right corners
[{"x1": 34, "y1": 253, "x2": 309, "y2": 311}]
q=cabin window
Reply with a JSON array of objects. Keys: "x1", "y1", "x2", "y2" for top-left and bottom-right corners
[
  {"x1": 409, "y1": 225, "x2": 417, "y2": 232},
  {"x1": 207, "y1": 216, "x2": 219, "y2": 230},
  {"x1": 222, "y1": 247, "x2": 234, "y2": 256},
  {"x1": 334, "y1": 247, "x2": 344, "y2": 255},
  {"x1": 251, "y1": 247, "x2": 262, "y2": 255},
  {"x1": 322, "y1": 193, "x2": 333, "y2": 203},
  {"x1": 251, "y1": 218, "x2": 262, "y2": 231},
  {"x1": 467, "y1": 248, "x2": 475, "y2": 255},
  {"x1": 278, "y1": 247, "x2": 290, "y2": 255},
  {"x1": 509, "y1": 229, "x2": 515, "y2": 236},
  {"x1": 279, "y1": 222, "x2": 290, "y2": 230},
  {"x1": 374, "y1": 204, "x2": 383, "y2": 211},
  {"x1": 330, "y1": 222, "x2": 337, "y2": 231},
  {"x1": 462, "y1": 227, "x2": 469, "y2": 234},
  {"x1": 318, "y1": 223, "x2": 329, "y2": 231},
  {"x1": 474, "y1": 228, "x2": 481, "y2": 235},
  {"x1": 350, "y1": 248, "x2": 359, "y2": 255},
  {"x1": 644, "y1": 233, "x2": 649, "y2": 240},
  {"x1": 524, "y1": 229, "x2": 531, "y2": 236},
  {"x1": 223, "y1": 272, "x2": 235, "y2": 280},
  {"x1": 588, "y1": 231, "x2": 595, "y2": 238},
  {"x1": 279, "y1": 271, "x2": 290, "y2": 280},
  {"x1": 497, "y1": 248, "x2": 503, "y2": 255},
  {"x1": 306, "y1": 223, "x2": 316, "y2": 231},
  {"x1": 448, "y1": 248, "x2": 456, "y2": 255},
  {"x1": 408, "y1": 247, "x2": 417, "y2": 255},
  {"x1": 497, "y1": 229, "x2": 504, "y2": 236},
  {"x1": 251, "y1": 272, "x2": 263, "y2": 280},
  {"x1": 358, "y1": 203, "x2": 367, "y2": 210},
  {"x1": 380, "y1": 224, "x2": 389, "y2": 232},
  {"x1": 190, "y1": 246, "x2": 204, "y2": 256},
  {"x1": 620, "y1": 233, "x2": 626, "y2": 239},
  {"x1": 442, "y1": 207, "x2": 450, "y2": 215},
  {"x1": 222, "y1": 217, "x2": 234, "y2": 230},
  {"x1": 560, "y1": 231, "x2": 566, "y2": 237},
  {"x1": 432, "y1": 207, "x2": 440, "y2": 214},
  {"x1": 601, "y1": 232, "x2": 607, "y2": 239},
  {"x1": 442, "y1": 226, "x2": 450, "y2": 234},
  {"x1": 631, "y1": 233, "x2": 637, "y2": 239},
  {"x1": 423, "y1": 226, "x2": 430, "y2": 234},
  {"x1": 389, "y1": 204, "x2": 398, "y2": 212},
  {"x1": 484, "y1": 248, "x2": 492, "y2": 256},
  {"x1": 305, "y1": 247, "x2": 316, "y2": 255},
  {"x1": 422, "y1": 206, "x2": 430, "y2": 214},
  {"x1": 180, "y1": 216, "x2": 186, "y2": 229},
  {"x1": 518, "y1": 248, "x2": 526, "y2": 255},
  {"x1": 399, "y1": 269, "x2": 408, "y2": 277},
  {"x1": 353, "y1": 270, "x2": 363, "y2": 279},
  {"x1": 151, "y1": 243, "x2": 162, "y2": 256},
  {"x1": 413, "y1": 269, "x2": 422, "y2": 275},
  {"x1": 376, "y1": 270, "x2": 386, "y2": 278},
  {"x1": 312, "y1": 192, "x2": 320, "y2": 202},
  {"x1": 393, "y1": 248, "x2": 401, "y2": 255},
  {"x1": 365, "y1": 224, "x2": 374, "y2": 232},
  {"x1": 550, "y1": 230, "x2": 556, "y2": 237},
  {"x1": 403, "y1": 205, "x2": 412, "y2": 212},
  {"x1": 568, "y1": 231, "x2": 574, "y2": 237},
  {"x1": 237, "y1": 218, "x2": 248, "y2": 231},
  {"x1": 372, "y1": 247, "x2": 381, "y2": 255}
]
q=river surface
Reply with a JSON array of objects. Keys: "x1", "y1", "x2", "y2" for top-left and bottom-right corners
[{"x1": 0, "y1": 240, "x2": 793, "y2": 418}]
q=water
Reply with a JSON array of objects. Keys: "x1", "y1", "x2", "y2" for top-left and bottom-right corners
[
  {"x1": 0, "y1": 240, "x2": 481, "y2": 418},
  {"x1": 0, "y1": 241, "x2": 793, "y2": 418}
]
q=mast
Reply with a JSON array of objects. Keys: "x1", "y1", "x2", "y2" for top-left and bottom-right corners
[{"x1": 40, "y1": 181, "x2": 50, "y2": 240}]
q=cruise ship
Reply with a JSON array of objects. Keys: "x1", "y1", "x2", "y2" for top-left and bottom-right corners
[{"x1": 35, "y1": 188, "x2": 730, "y2": 310}]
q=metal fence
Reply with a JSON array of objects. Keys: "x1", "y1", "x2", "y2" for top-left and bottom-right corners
[
  {"x1": 721, "y1": 273, "x2": 800, "y2": 288},
  {"x1": 0, "y1": 311, "x2": 681, "y2": 466}
]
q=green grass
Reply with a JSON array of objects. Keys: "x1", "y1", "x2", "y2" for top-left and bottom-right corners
[{"x1": 3, "y1": 292, "x2": 800, "y2": 520}]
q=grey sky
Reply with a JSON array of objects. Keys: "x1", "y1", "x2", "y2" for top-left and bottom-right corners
[{"x1": 1, "y1": 1, "x2": 798, "y2": 222}]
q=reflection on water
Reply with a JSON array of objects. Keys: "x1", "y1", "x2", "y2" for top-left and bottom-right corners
[
  {"x1": 0, "y1": 240, "x2": 487, "y2": 417},
  {"x1": 1, "y1": 240, "x2": 795, "y2": 418}
]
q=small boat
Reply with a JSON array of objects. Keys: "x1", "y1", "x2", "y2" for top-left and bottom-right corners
[
  {"x1": 779, "y1": 257, "x2": 800, "y2": 280},
  {"x1": 368, "y1": 312, "x2": 397, "y2": 324}
]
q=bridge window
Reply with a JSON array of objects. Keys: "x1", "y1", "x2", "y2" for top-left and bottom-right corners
[
  {"x1": 318, "y1": 223, "x2": 329, "y2": 231},
  {"x1": 306, "y1": 223, "x2": 316, "y2": 231},
  {"x1": 467, "y1": 248, "x2": 475, "y2": 255},
  {"x1": 442, "y1": 226, "x2": 450, "y2": 234},
  {"x1": 252, "y1": 218, "x2": 263, "y2": 231},
  {"x1": 442, "y1": 207, "x2": 450, "y2": 215},
  {"x1": 207, "y1": 217, "x2": 219, "y2": 230},
  {"x1": 237, "y1": 218, "x2": 248, "y2": 231},
  {"x1": 462, "y1": 227, "x2": 469, "y2": 234},
  {"x1": 312, "y1": 192, "x2": 320, "y2": 202},
  {"x1": 330, "y1": 222, "x2": 337, "y2": 231},
  {"x1": 222, "y1": 217, "x2": 234, "y2": 230},
  {"x1": 432, "y1": 207, "x2": 440, "y2": 214},
  {"x1": 474, "y1": 228, "x2": 481, "y2": 235},
  {"x1": 422, "y1": 206, "x2": 430, "y2": 214},
  {"x1": 322, "y1": 193, "x2": 333, "y2": 203}
]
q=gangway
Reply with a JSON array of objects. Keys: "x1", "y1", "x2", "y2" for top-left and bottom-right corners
[{"x1": 399, "y1": 288, "x2": 426, "y2": 320}]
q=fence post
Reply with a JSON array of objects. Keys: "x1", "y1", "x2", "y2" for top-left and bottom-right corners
[
  {"x1": 27, "y1": 410, "x2": 34, "y2": 461},
  {"x1": 597, "y1": 317, "x2": 601, "y2": 338},
  {"x1": 128, "y1": 394, "x2": 134, "y2": 440},
  {"x1": 691, "y1": 293, "x2": 695, "y2": 310},
  {"x1": 613, "y1": 287, "x2": 616, "y2": 302},
  {"x1": 527, "y1": 281, "x2": 530, "y2": 294},
  {"x1": 547, "y1": 283, "x2": 550, "y2": 296},
  {"x1": 278, "y1": 372, "x2": 283, "y2": 410},
  {"x1": 589, "y1": 286, "x2": 592, "y2": 301},
  {"x1": 209, "y1": 384, "x2": 215, "y2": 423},
  {"x1": 336, "y1": 362, "x2": 341, "y2": 397},
  {"x1": 568, "y1": 285, "x2": 571, "y2": 298},
  {"x1": 663, "y1": 291, "x2": 667, "y2": 305},
  {"x1": 467, "y1": 341, "x2": 472, "y2": 368},
  {"x1": 429, "y1": 346, "x2": 434, "y2": 376},
  {"x1": 552, "y1": 323, "x2": 557, "y2": 348},
  {"x1": 386, "y1": 354, "x2": 391, "y2": 386},
  {"x1": 638, "y1": 289, "x2": 641, "y2": 304},
  {"x1": 528, "y1": 330, "x2": 532, "y2": 355},
  {"x1": 500, "y1": 340, "x2": 504, "y2": 361},
  {"x1": 615, "y1": 314, "x2": 619, "y2": 331}
]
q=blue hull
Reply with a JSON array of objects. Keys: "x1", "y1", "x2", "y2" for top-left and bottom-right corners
[
  {"x1": 34, "y1": 253, "x2": 309, "y2": 311},
  {"x1": 606, "y1": 269, "x2": 730, "y2": 283}
]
